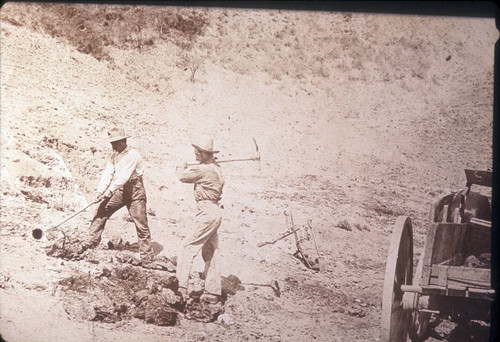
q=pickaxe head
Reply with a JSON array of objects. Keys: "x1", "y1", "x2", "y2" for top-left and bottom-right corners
[
  {"x1": 252, "y1": 137, "x2": 261, "y2": 171},
  {"x1": 187, "y1": 138, "x2": 261, "y2": 168}
]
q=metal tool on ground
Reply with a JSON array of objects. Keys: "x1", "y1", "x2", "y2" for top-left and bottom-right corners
[
  {"x1": 257, "y1": 226, "x2": 301, "y2": 247},
  {"x1": 307, "y1": 219, "x2": 326, "y2": 272},
  {"x1": 286, "y1": 210, "x2": 312, "y2": 269},
  {"x1": 240, "y1": 280, "x2": 281, "y2": 297},
  {"x1": 187, "y1": 137, "x2": 260, "y2": 170}
]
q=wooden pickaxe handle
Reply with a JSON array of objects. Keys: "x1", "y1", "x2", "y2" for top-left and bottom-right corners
[
  {"x1": 308, "y1": 219, "x2": 326, "y2": 272},
  {"x1": 257, "y1": 227, "x2": 301, "y2": 247},
  {"x1": 187, "y1": 137, "x2": 261, "y2": 167},
  {"x1": 287, "y1": 210, "x2": 312, "y2": 269}
]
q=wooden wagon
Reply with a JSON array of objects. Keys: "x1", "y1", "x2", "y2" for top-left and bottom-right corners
[{"x1": 381, "y1": 169, "x2": 493, "y2": 341}]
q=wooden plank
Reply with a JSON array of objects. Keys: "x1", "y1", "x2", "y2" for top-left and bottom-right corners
[
  {"x1": 463, "y1": 220, "x2": 491, "y2": 256},
  {"x1": 470, "y1": 217, "x2": 491, "y2": 228},
  {"x1": 420, "y1": 286, "x2": 495, "y2": 300},
  {"x1": 423, "y1": 223, "x2": 438, "y2": 263},
  {"x1": 437, "y1": 266, "x2": 448, "y2": 286},
  {"x1": 430, "y1": 223, "x2": 468, "y2": 265},
  {"x1": 464, "y1": 169, "x2": 492, "y2": 187},
  {"x1": 429, "y1": 265, "x2": 491, "y2": 288},
  {"x1": 469, "y1": 288, "x2": 496, "y2": 295},
  {"x1": 422, "y1": 265, "x2": 432, "y2": 287}
]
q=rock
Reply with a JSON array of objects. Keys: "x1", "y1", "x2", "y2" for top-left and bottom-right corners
[
  {"x1": 222, "y1": 274, "x2": 245, "y2": 296},
  {"x1": 159, "y1": 275, "x2": 179, "y2": 291},
  {"x1": 160, "y1": 288, "x2": 181, "y2": 306},
  {"x1": 184, "y1": 300, "x2": 223, "y2": 323},
  {"x1": 132, "y1": 289, "x2": 149, "y2": 305},
  {"x1": 217, "y1": 313, "x2": 234, "y2": 325},
  {"x1": 144, "y1": 299, "x2": 179, "y2": 326},
  {"x1": 464, "y1": 255, "x2": 482, "y2": 268}
]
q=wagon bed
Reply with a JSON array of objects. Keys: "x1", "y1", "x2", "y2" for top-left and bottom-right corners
[{"x1": 381, "y1": 169, "x2": 493, "y2": 341}]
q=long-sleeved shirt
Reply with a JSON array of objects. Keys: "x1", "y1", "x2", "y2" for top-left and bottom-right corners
[
  {"x1": 97, "y1": 146, "x2": 144, "y2": 194},
  {"x1": 176, "y1": 163, "x2": 224, "y2": 202}
]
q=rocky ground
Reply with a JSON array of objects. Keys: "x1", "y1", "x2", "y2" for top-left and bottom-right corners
[{"x1": 0, "y1": 3, "x2": 496, "y2": 342}]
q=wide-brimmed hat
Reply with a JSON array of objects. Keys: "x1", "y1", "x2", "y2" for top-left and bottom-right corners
[
  {"x1": 108, "y1": 127, "x2": 130, "y2": 142},
  {"x1": 191, "y1": 136, "x2": 219, "y2": 154}
]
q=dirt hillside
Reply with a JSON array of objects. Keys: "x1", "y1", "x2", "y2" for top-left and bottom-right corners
[{"x1": 0, "y1": 3, "x2": 496, "y2": 342}]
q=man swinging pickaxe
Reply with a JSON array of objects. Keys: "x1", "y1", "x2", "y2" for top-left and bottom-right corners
[{"x1": 187, "y1": 137, "x2": 260, "y2": 169}]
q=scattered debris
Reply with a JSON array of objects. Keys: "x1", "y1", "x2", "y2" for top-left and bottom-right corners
[
  {"x1": 20, "y1": 189, "x2": 49, "y2": 204},
  {"x1": 337, "y1": 220, "x2": 352, "y2": 231},
  {"x1": 45, "y1": 231, "x2": 87, "y2": 261},
  {"x1": 115, "y1": 253, "x2": 177, "y2": 272},
  {"x1": 57, "y1": 266, "x2": 246, "y2": 326}
]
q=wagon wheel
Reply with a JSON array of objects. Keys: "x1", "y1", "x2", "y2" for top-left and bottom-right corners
[
  {"x1": 408, "y1": 253, "x2": 431, "y2": 341},
  {"x1": 381, "y1": 216, "x2": 414, "y2": 342}
]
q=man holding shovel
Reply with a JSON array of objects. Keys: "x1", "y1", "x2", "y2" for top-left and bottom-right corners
[
  {"x1": 175, "y1": 136, "x2": 224, "y2": 304},
  {"x1": 84, "y1": 127, "x2": 154, "y2": 263}
]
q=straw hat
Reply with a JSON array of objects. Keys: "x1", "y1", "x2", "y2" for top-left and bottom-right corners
[
  {"x1": 108, "y1": 127, "x2": 130, "y2": 142},
  {"x1": 191, "y1": 136, "x2": 219, "y2": 154}
]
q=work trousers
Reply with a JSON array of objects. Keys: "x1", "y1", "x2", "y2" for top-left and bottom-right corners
[
  {"x1": 176, "y1": 201, "x2": 222, "y2": 296},
  {"x1": 88, "y1": 178, "x2": 154, "y2": 261}
]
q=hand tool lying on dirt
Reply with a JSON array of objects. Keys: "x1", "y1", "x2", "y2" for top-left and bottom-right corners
[
  {"x1": 257, "y1": 226, "x2": 301, "y2": 247},
  {"x1": 307, "y1": 219, "x2": 326, "y2": 273},
  {"x1": 240, "y1": 280, "x2": 281, "y2": 297},
  {"x1": 188, "y1": 137, "x2": 261, "y2": 169}
]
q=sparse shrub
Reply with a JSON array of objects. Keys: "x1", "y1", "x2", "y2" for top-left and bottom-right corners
[
  {"x1": 354, "y1": 222, "x2": 370, "y2": 231},
  {"x1": 337, "y1": 220, "x2": 352, "y2": 231},
  {"x1": 373, "y1": 201, "x2": 404, "y2": 217}
]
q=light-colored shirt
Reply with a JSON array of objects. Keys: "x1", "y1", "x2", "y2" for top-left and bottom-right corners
[
  {"x1": 176, "y1": 163, "x2": 224, "y2": 202},
  {"x1": 97, "y1": 146, "x2": 144, "y2": 194}
]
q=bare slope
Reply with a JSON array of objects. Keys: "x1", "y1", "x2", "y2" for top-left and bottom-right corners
[{"x1": 0, "y1": 3, "x2": 496, "y2": 342}]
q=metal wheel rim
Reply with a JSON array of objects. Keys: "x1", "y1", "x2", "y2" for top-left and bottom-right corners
[{"x1": 381, "y1": 216, "x2": 414, "y2": 342}]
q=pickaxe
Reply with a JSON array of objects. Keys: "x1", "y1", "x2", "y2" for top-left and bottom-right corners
[
  {"x1": 240, "y1": 280, "x2": 281, "y2": 297},
  {"x1": 188, "y1": 137, "x2": 261, "y2": 170}
]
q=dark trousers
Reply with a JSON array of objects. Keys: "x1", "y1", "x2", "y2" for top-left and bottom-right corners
[{"x1": 88, "y1": 178, "x2": 153, "y2": 261}]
